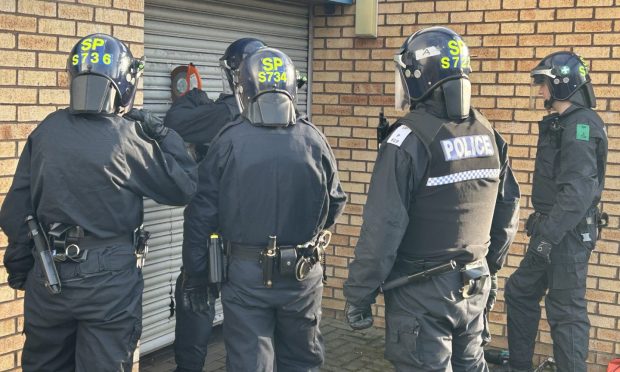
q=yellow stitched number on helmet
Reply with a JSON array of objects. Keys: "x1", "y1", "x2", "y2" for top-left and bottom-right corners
[
  {"x1": 73, "y1": 37, "x2": 109, "y2": 66},
  {"x1": 259, "y1": 57, "x2": 288, "y2": 83},
  {"x1": 442, "y1": 40, "x2": 467, "y2": 69},
  {"x1": 579, "y1": 66, "x2": 587, "y2": 77}
]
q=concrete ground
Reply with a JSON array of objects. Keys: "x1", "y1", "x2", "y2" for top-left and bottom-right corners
[{"x1": 139, "y1": 317, "x2": 548, "y2": 372}]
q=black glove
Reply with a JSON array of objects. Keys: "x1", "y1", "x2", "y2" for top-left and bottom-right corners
[
  {"x1": 345, "y1": 301, "x2": 373, "y2": 330},
  {"x1": 486, "y1": 273, "x2": 498, "y2": 312},
  {"x1": 527, "y1": 235, "x2": 553, "y2": 264},
  {"x1": 181, "y1": 273, "x2": 211, "y2": 314},
  {"x1": 126, "y1": 108, "x2": 169, "y2": 142},
  {"x1": 8, "y1": 272, "x2": 28, "y2": 291}
]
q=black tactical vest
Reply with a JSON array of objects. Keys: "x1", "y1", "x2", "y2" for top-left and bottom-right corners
[{"x1": 397, "y1": 109, "x2": 501, "y2": 264}]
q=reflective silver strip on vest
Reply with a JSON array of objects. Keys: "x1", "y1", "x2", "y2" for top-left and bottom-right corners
[{"x1": 426, "y1": 168, "x2": 501, "y2": 187}]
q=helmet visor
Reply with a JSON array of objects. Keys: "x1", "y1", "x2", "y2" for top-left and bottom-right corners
[
  {"x1": 220, "y1": 66, "x2": 233, "y2": 95},
  {"x1": 530, "y1": 68, "x2": 553, "y2": 109},
  {"x1": 394, "y1": 54, "x2": 410, "y2": 111}
]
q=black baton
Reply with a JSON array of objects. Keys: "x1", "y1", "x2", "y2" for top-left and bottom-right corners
[
  {"x1": 381, "y1": 260, "x2": 457, "y2": 292},
  {"x1": 25, "y1": 215, "x2": 61, "y2": 295}
]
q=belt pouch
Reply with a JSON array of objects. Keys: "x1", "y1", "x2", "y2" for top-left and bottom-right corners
[{"x1": 279, "y1": 247, "x2": 297, "y2": 277}]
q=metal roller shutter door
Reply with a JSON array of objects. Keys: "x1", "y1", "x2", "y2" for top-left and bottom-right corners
[{"x1": 141, "y1": 0, "x2": 310, "y2": 355}]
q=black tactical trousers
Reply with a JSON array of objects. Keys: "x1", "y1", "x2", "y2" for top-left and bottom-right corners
[
  {"x1": 505, "y1": 232, "x2": 591, "y2": 372},
  {"x1": 173, "y1": 270, "x2": 216, "y2": 372},
  {"x1": 221, "y1": 256, "x2": 324, "y2": 372},
  {"x1": 383, "y1": 263, "x2": 490, "y2": 372},
  {"x1": 22, "y1": 242, "x2": 142, "y2": 372}
]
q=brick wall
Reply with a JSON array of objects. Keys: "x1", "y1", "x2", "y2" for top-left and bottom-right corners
[
  {"x1": 313, "y1": 1, "x2": 620, "y2": 369},
  {"x1": 0, "y1": 0, "x2": 144, "y2": 370}
]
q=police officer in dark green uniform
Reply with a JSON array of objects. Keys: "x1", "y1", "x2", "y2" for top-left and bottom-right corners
[
  {"x1": 344, "y1": 27, "x2": 520, "y2": 371},
  {"x1": 505, "y1": 52, "x2": 608, "y2": 372}
]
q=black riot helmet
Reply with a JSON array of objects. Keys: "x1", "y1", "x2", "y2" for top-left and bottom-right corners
[
  {"x1": 67, "y1": 33, "x2": 144, "y2": 114},
  {"x1": 234, "y1": 47, "x2": 297, "y2": 127},
  {"x1": 394, "y1": 27, "x2": 472, "y2": 120},
  {"x1": 219, "y1": 38, "x2": 267, "y2": 94},
  {"x1": 530, "y1": 51, "x2": 596, "y2": 109}
]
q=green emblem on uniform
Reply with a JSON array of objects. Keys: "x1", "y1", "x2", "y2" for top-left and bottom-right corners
[{"x1": 576, "y1": 123, "x2": 589, "y2": 141}]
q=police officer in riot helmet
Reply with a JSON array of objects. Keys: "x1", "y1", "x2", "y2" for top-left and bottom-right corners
[
  {"x1": 505, "y1": 52, "x2": 607, "y2": 372},
  {"x1": 182, "y1": 47, "x2": 346, "y2": 372},
  {"x1": 0, "y1": 33, "x2": 197, "y2": 372},
  {"x1": 164, "y1": 37, "x2": 266, "y2": 372},
  {"x1": 344, "y1": 26, "x2": 520, "y2": 371},
  {"x1": 165, "y1": 37, "x2": 266, "y2": 160}
]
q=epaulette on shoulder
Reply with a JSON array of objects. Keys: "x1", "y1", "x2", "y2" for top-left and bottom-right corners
[{"x1": 386, "y1": 122, "x2": 412, "y2": 147}]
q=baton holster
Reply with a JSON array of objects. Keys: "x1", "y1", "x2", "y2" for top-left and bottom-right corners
[
  {"x1": 208, "y1": 233, "x2": 226, "y2": 286},
  {"x1": 460, "y1": 261, "x2": 488, "y2": 298},
  {"x1": 260, "y1": 236, "x2": 277, "y2": 288}
]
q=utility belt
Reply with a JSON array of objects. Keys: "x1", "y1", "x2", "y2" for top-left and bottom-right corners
[
  {"x1": 391, "y1": 257, "x2": 488, "y2": 298},
  {"x1": 229, "y1": 230, "x2": 332, "y2": 288},
  {"x1": 526, "y1": 207, "x2": 608, "y2": 242},
  {"x1": 46, "y1": 223, "x2": 150, "y2": 269}
]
